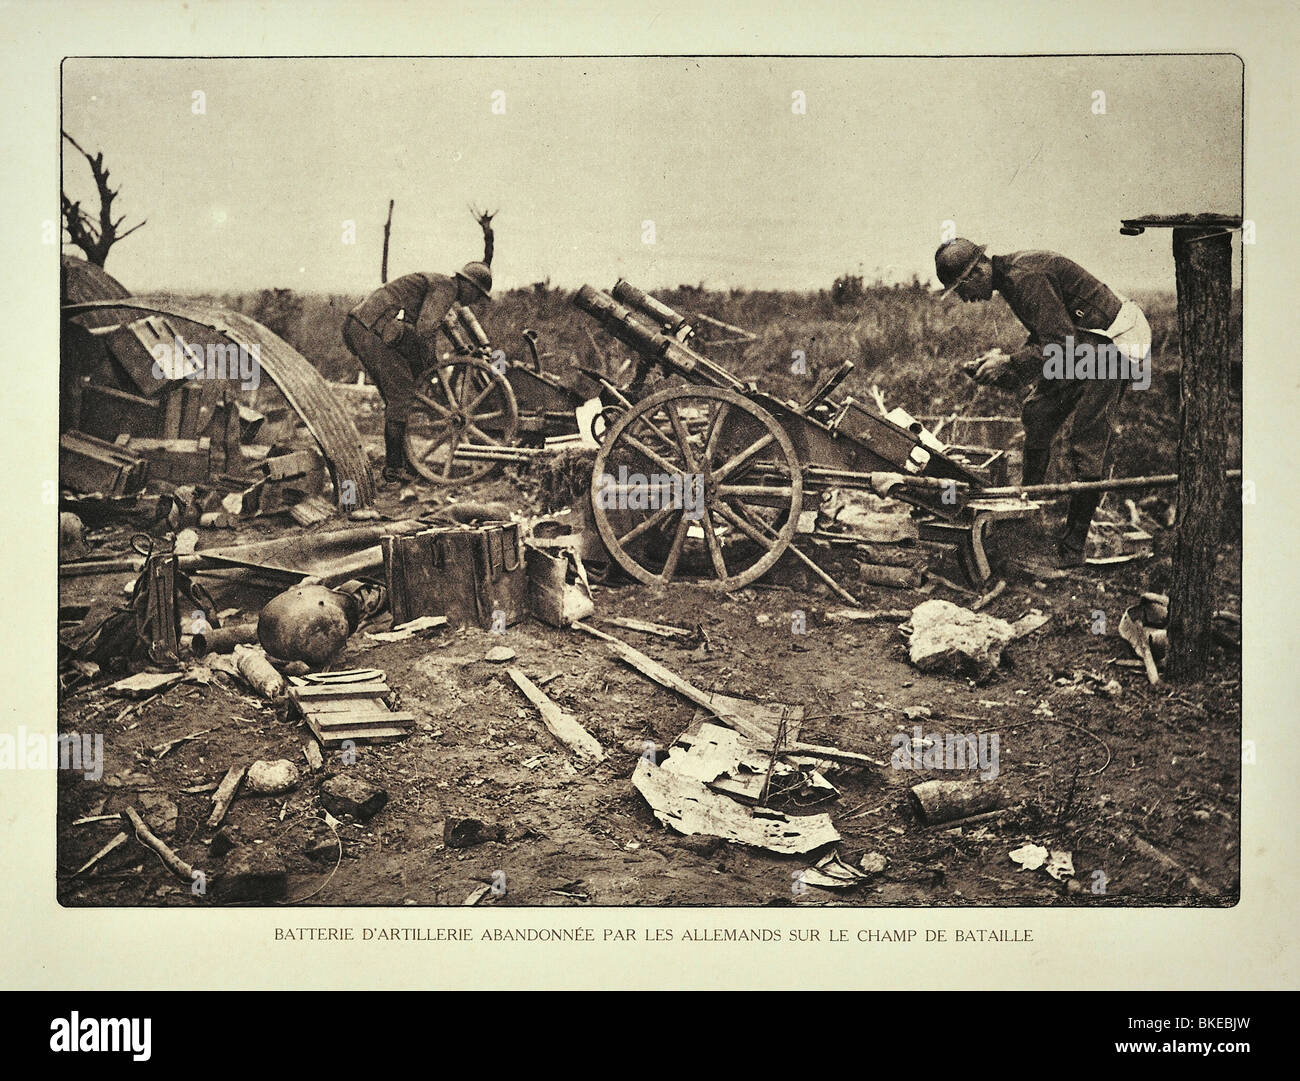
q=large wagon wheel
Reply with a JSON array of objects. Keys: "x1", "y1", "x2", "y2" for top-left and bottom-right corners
[
  {"x1": 591, "y1": 385, "x2": 803, "y2": 590},
  {"x1": 404, "y1": 357, "x2": 519, "y2": 485}
]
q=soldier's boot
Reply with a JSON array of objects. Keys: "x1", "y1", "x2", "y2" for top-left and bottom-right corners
[
  {"x1": 1057, "y1": 486, "x2": 1102, "y2": 567},
  {"x1": 382, "y1": 419, "x2": 412, "y2": 484}
]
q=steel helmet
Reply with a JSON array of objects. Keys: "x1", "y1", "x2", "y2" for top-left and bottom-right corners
[
  {"x1": 257, "y1": 585, "x2": 360, "y2": 668},
  {"x1": 935, "y1": 238, "x2": 988, "y2": 295},
  {"x1": 455, "y1": 261, "x2": 493, "y2": 301}
]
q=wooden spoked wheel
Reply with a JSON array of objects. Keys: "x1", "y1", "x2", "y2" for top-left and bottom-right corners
[
  {"x1": 404, "y1": 358, "x2": 519, "y2": 485},
  {"x1": 590, "y1": 385, "x2": 803, "y2": 590}
]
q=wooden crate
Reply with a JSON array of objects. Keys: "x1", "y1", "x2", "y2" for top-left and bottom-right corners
[{"x1": 288, "y1": 682, "x2": 416, "y2": 747}]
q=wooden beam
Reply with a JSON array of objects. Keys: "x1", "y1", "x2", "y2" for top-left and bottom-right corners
[{"x1": 1168, "y1": 226, "x2": 1234, "y2": 679}]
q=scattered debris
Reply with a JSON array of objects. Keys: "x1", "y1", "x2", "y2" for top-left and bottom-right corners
[
  {"x1": 365, "y1": 615, "x2": 448, "y2": 643},
  {"x1": 1009, "y1": 843, "x2": 1050, "y2": 872},
  {"x1": 826, "y1": 608, "x2": 911, "y2": 623},
  {"x1": 859, "y1": 851, "x2": 889, "y2": 874},
  {"x1": 905, "y1": 599, "x2": 1049, "y2": 681},
  {"x1": 801, "y1": 851, "x2": 869, "y2": 890},
  {"x1": 632, "y1": 759, "x2": 840, "y2": 855},
  {"x1": 109, "y1": 671, "x2": 184, "y2": 699},
  {"x1": 1119, "y1": 594, "x2": 1169, "y2": 685},
  {"x1": 288, "y1": 678, "x2": 415, "y2": 747},
  {"x1": 599, "y1": 616, "x2": 694, "y2": 640},
  {"x1": 507, "y1": 668, "x2": 605, "y2": 761},
  {"x1": 1045, "y1": 850, "x2": 1075, "y2": 881},
  {"x1": 444, "y1": 817, "x2": 505, "y2": 848},
  {"x1": 320, "y1": 775, "x2": 388, "y2": 822},
  {"x1": 302, "y1": 741, "x2": 324, "y2": 772},
  {"x1": 122, "y1": 806, "x2": 195, "y2": 882},
  {"x1": 233, "y1": 645, "x2": 286, "y2": 699},
  {"x1": 150, "y1": 727, "x2": 215, "y2": 759},
  {"x1": 244, "y1": 759, "x2": 302, "y2": 796},
  {"x1": 210, "y1": 844, "x2": 289, "y2": 902},
  {"x1": 72, "y1": 832, "x2": 129, "y2": 878},
  {"x1": 909, "y1": 779, "x2": 1007, "y2": 825},
  {"x1": 135, "y1": 792, "x2": 179, "y2": 837},
  {"x1": 204, "y1": 765, "x2": 248, "y2": 839},
  {"x1": 484, "y1": 646, "x2": 517, "y2": 663}
]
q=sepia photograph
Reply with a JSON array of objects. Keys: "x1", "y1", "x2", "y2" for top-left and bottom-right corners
[{"x1": 51, "y1": 54, "x2": 1247, "y2": 913}]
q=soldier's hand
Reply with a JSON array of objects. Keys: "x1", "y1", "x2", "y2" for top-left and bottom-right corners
[{"x1": 973, "y1": 353, "x2": 1013, "y2": 386}]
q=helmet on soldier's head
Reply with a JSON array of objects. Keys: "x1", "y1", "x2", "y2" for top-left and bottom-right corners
[
  {"x1": 935, "y1": 238, "x2": 988, "y2": 296},
  {"x1": 455, "y1": 261, "x2": 493, "y2": 302}
]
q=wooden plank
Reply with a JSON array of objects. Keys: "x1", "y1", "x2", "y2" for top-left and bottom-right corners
[
  {"x1": 306, "y1": 721, "x2": 414, "y2": 746},
  {"x1": 295, "y1": 698, "x2": 392, "y2": 716},
  {"x1": 204, "y1": 765, "x2": 247, "y2": 835},
  {"x1": 506, "y1": 668, "x2": 605, "y2": 761},
  {"x1": 309, "y1": 711, "x2": 416, "y2": 730},
  {"x1": 290, "y1": 683, "x2": 390, "y2": 700}
]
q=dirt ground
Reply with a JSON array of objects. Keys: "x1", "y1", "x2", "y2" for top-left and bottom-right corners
[{"x1": 56, "y1": 435, "x2": 1242, "y2": 910}]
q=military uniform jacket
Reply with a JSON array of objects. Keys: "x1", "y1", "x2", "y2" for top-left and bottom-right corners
[
  {"x1": 349, "y1": 272, "x2": 459, "y2": 362},
  {"x1": 991, "y1": 251, "x2": 1123, "y2": 382}
]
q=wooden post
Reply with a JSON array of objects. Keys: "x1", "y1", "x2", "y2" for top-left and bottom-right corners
[{"x1": 1168, "y1": 226, "x2": 1233, "y2": 679}]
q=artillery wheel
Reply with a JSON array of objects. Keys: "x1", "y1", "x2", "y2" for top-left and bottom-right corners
[
  {"x1": 404, "y1": 357, "x2": 519, "y2": 485},
  {"x1": 590, "y1": 384, "x2": 803, "y2": 590}
]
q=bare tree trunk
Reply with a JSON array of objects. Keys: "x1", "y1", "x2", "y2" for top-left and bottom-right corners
[
  {"x1": 471, "y1": 206, "x2": 496, "y2": 267},
  {"x1": 1168, "y1": 227, "x2": 1233, "y2": 680},
  {"x1": 61, "y1": 131, "x2": 146, "y2": 267},
  {"x1": 380, "y1": 199, "x2": 394, "y2": 284}
]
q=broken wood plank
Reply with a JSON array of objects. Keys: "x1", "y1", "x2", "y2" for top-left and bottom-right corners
[
  {"x1": 302, "y1": 741, "x2": 324, "y2": 771},
  {"x1": 109, "y1": 671, "x2": 185, "y2": 699},
  {"x1": 1115, "y1": 826, "x2": 1220, "y2": 899},
  {"x1": 71, "y1": 831, "x2": 129, "y2": 877},
  {"x1": 506, "y1": 668, "x2": 605, "y2": 761},
  {"x1": 122, "y1": 806, "x2": 196, "y2": 882},
  {"x1": 826, "y1": 608, "x2": 911, "y2": 622},
  {"x1": 599, "y1": 616, "x2": 693, "y2": 640},
  {"x1": 205, "y1": 765, "x2": 247, "y2": 836},
  {"x1": 577, "y1": 622, "x2": 857, "y2": 757},
  {"x1": 150, "y1": 726, "x2": 216, "y2": 758}
]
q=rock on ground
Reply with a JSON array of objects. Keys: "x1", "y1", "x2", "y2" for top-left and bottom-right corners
[{"x1": 907, "y1": 599, "x2": 1018, "y2": 681}]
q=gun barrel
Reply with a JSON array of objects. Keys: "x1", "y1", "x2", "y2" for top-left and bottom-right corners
[
  {"x1": 440, "y1": 308, "x2": 473, "y2": 354},
  {"x1": 572, "y1": 285, "x2": 744, "y2": 392},
  {"x1": 457, "y1": 304, "x2": 492, "y2": 349},
  {"x1": 611, "y1": 279, "x2": 689, "y2": 334}
]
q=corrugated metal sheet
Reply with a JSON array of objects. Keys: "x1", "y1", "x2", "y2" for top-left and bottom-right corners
[
  {"x1": 63, "y1": 297, "x2": 376, "y2": 507},
  {"x1": 61, "y1": 256, "x2": 131, "y2": 329}
]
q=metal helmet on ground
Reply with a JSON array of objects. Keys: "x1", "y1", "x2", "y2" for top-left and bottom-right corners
[
  {"x1": 935, "y1": 238, "x2": 988, "y2": 296},
  {"x1": 257, "y1": 584, "x2": 360, "y2": 668},
  {"x1": 455, "y1": 261, "x2": 493, "y2": 301}
]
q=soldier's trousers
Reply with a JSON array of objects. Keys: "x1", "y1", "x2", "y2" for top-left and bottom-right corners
[
  {"x1": 343, "y1": 315, "x2": 418, "y2": 424},
  {"x1": 1021, "y1": 375, "x2": 1128, "y2": 480}
]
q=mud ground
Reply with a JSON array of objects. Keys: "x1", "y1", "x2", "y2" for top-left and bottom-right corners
[{"x1": 57, "y1": 430, "x2": 1242, "y2": 910}]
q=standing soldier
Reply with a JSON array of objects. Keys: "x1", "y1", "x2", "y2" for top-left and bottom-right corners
[
  {"x1": 935, "y1": 238, "x2": 1152, "y2": 566},
  {"x1": 343, "y1": 260, "x2": 493, "y2": 483}
]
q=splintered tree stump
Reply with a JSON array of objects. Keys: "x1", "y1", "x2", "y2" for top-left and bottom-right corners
[{"x1": 1169, "y1": 227, "x2": 1234, "y2": 680}]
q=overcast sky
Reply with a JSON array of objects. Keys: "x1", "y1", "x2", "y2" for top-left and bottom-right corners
[{"x1": 61, "y1": 56, "x2": 1242, "y2": 296}]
